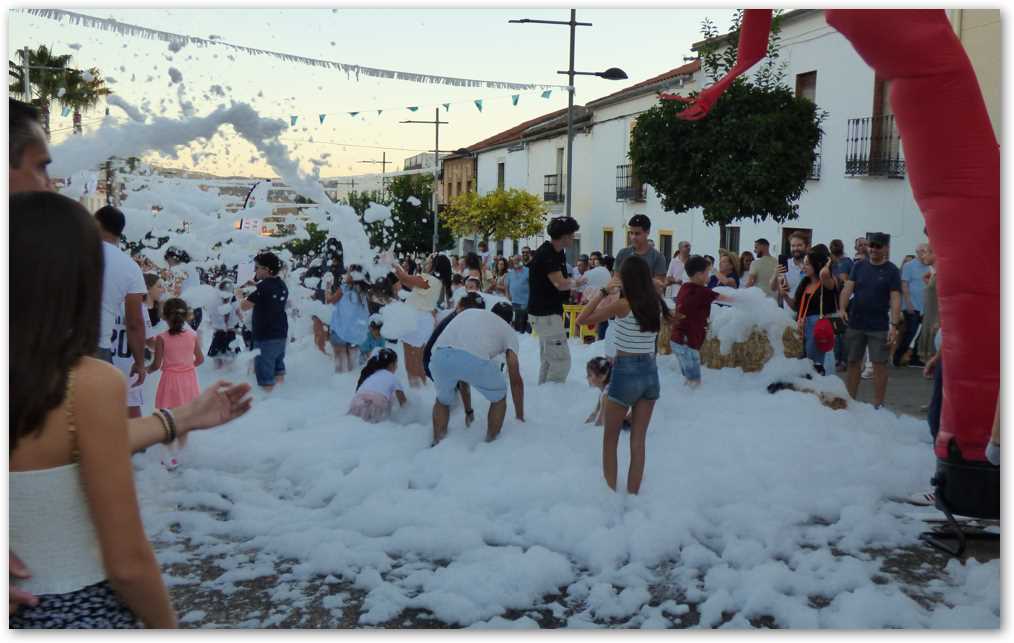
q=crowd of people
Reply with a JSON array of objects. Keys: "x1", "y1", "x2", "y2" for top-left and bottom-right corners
[{"x1": 9, "y1": 93, "x2": 998, "y2": 630}]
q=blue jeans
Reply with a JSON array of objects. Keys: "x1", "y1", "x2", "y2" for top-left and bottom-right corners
[
  {"x1": 671, "y1": 342, "x2": 702, "y2": 382},
  {"x1": 607, "y1": 354, "x2": 660, "y2": 408},
  {"x1": 803, "y1": 314, "x2": 827, "y2": 374},
  {"x1": 253, "y1": 338, "x2": 286, "y2": 386},
  {"x1": 430, "y1": 347, "x2": 506, "y2": 406}
]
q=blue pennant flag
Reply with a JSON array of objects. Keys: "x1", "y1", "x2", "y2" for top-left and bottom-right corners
[
  {"x1": 319, "y1": 114, "x2": 326, "y2": 124},
  {"x1": 474, "y1": 99, "x2": 483, "y2": 112},
  {"x1": 290, "y1": 115, "x2": 298, "y2": 126},
  {"x1": 512, "y1": 94, "x2": 519, "y2": 106},
  {"x1": 349, "y1": 111, "x2": 359, "y2": 117},
  {"x1": 407, "y1": 106, "x2": 419, "y2": 112},
  {"x1": 442, "y1": 103, "x2": 450, "y2": 112},
  {"x1": 541, "y1": 90, "x2": 552, "y2": 99},
  {"x1": 61, "y1": 106, "x2": 72, "y2": 117}
]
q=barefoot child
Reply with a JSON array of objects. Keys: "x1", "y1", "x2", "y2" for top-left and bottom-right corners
[
  {"x1": 348, "y1": 348, "x2": 407, "y2": 423},
  {"x1": 149, "y1": 298, "x2": 204, "y2": 468},
  {"x1": 328, "y1": 265, "x2": 371, "y2": 373},
  {"x1": 670, "y1": 255, "x2": 734, "y2": 388}
]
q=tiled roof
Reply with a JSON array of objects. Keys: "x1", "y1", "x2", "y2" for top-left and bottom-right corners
[
  {"x1": 586, "y1": 59, "x2": 701, "y2": 108},
  {"x1": 466, "y1": 107, "x2": 571, "y2": 153}
]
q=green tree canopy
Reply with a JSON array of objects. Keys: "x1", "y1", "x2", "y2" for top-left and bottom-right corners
[
  {"x1": 354, "y1": 174, "x2": 454, "y2": 255},
  {"x1": 444, "y1": 188, "x2": 547, "y2": 243}
]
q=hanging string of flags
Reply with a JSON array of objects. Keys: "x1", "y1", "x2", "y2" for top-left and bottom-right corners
[
  {"x1": 291, "y1": 89, "x2": 555, "y2": 127},
  {"x1": 19, "y1": 8, "x2": 568, "y2": 92}
]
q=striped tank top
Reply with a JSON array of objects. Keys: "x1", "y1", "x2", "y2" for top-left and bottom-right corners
[{"x1": 612, "y1": 311, "x2": 658, "y2": 354}]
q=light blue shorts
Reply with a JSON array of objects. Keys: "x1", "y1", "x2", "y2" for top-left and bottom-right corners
[
  {"x1": 430, "y1": 347, "x2": 506, "y2": 406},
  {"x1": 671, "y1": 341, "x2": 702, "y2": 382}
]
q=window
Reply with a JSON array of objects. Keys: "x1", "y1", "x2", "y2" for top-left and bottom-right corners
[
  {"x1": 603, "y1": 228, "x2": 614, "y2": 256},
  {"x1": 466, "y1": 180, "x2": 473, "y2": 194},
  {"x1": 456, "y1": 181, "x2": 462, "y2": 196},
  {"x1": 659, "y1": 231, "x2": 673, "y2": 260},
  {"x1": 780, "y1": 227, "x2": 812, "y2": 255},
  {"x1": 556, "y1": 147, "x2": 565, "y2": 176},
  {"x1": 720, "y1": 226, "x2": 741, "y2": 254},
  {"x1": 795, "y1": 71, "x2": 817, "y2": 103},
  {"x1": 462, "y1": 239, "x2": 476, "y2": 254},
  {"x1": 497, "y1": 162, "x2": 505, "y2": 190},
  {"x1": 496, "y1": 240, "x2": 504, "y2": 256}
]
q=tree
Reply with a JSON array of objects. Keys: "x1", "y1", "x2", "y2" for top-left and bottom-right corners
[
  {"x1": 357, "y1": 174, "x2": 454, "y2": 255},
  {"x1": 629, "y1": 11, "x2": 823, "y2": 232},
  {"x1": 63, "y1": 66, "x2": 111, "y2": 135},
  {"x1": 443, "y1": 188, "x2": 547, "y2": 244}
]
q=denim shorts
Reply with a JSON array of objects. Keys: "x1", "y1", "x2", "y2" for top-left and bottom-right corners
[
  {"x1": 430, "y1": 347, "x2": 507, "y2": 406},
  {"x1": 253, "y1": 338, "x2": 286, "y2": 386},
  {"x1": 606, "y1": 354, "x2": 660, "y2": 408},
  {"x1": 671, "y1": 341, "x2": 702, "y2": 382}
]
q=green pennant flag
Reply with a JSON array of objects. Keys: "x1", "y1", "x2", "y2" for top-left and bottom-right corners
[
  {"x1": 442, "y1": 103, "x2": 450, "y2": 112},
  {"x1": 407, "y1": 106, "x2": 419, "y2": 112},
  {"x1": 290, "y1": 115, "x2": 298, "y2": 126},
  {"x1": 541, "y1": 90, "x2": 552, "y2": 99},
  {"x1": 349, "y1": 111, "x2": 359, "y2": 117},
  {"x1": 377, "y1": 110, "x2": 383, "y2": 116},
  {"x1": 474, "y1": 99, "x2": 483, "y2": 112},
  {"x1": 512, "y1": 94, "x2": 519, "y2": 106},
  {"x1": 319, "y1": 114, "x2": 326, "y2": 124}
]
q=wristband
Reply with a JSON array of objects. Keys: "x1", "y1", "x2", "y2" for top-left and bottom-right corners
[
  {"x1": 157, "y1": 408, "x2": 178, "y2": 443},
  {"x1": 153, "y1": 410, "x2": 173, "y2": 444}
]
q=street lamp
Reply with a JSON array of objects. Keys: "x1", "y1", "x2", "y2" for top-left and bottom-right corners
[
  {"x1": 400, "y1": 109, "x2": 449, "y2": 252},
  {"x1": 510, "y1": 10, "x2": 628, "y2": 219}
]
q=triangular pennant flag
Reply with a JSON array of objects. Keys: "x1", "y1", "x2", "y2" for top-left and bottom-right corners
[
  {"x1": 61, "y1": 106, "x2": 71, "y2": 117},
  {"x1": 474, "y1": 99, "x2": 483, "y2": 112},
  {"x1": 377, "y1": 110, "x2": 383, "y2": 116},
  {"x1": 512, "y1": 94, "x2": 519, "y2": 106},
  {"x1": 407, "y1": 106, "x2": 419, "y2": 112},
  {"x1": 290, "y1": 115, "x2": 298, "y2": 126},
  {"x1": 319, "y1": 114, "x2": 326, "y2": 124},
  {"x1": 348, "y1": 111, "x2": 359, "y2": 117},
  {"x1": 442, "y1": 103, "x2": 450, "y2": 112},
  {"x1": 541, "y1": 90, "x2": 553, "y2": 99}
]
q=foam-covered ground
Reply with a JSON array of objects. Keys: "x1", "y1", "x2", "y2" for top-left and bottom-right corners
[{"x1": 132, "y1": 329, "x2": 999, "y2": 629}]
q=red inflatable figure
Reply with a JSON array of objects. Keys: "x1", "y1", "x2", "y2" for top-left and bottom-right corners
[{"x1": 668, "y1": 9, "x2": 1000, "y2": 536}]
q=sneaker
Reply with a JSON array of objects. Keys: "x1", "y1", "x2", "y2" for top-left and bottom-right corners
[
  {"x1": 162, "y1": 458, "x2": 179, "y2": 471},
  {"x1": 906, "y1": 491, "x2": 936, "y2": 506},
  {"x1": 861, "y1": 368, "x2": 874, "y2": 380}
]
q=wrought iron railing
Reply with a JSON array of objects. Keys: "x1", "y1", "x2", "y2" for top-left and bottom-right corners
[
  {"x1": 845, "y1": 115, "x2": 905, "y2": 178},
  {"x1": 808, "y1": 137, "x2": 822, "y2": 180},
  {"x1": 615, "y1": 164, "x2": 646, "y2": 201},
  {"x1": 544, "y1": 173, "x2": 565, "y2": 202}
]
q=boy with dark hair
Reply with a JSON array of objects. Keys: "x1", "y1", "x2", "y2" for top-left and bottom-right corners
[
  {"x1": 237, "y1": 252, "x2": 289, "y2": 390},
  {"x1": 670, "y1": 255, "x2": 736, "y2": 387}
]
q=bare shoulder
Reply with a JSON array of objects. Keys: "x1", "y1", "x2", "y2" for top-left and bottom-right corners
[{"x1": 74, "y1": 358, "x2": 127, "y2": 410}]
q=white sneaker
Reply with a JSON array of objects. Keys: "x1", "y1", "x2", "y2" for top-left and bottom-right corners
[
  {"x1": 861, "y1": 366, "x2": 874, "y2": 380},
  {"x1": 906, "y1": 491, "x2": 935, "y2": 506}
]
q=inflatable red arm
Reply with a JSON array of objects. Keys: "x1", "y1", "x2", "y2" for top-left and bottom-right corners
[{"x1": 827, "y1": 10, "x2": 1000, "y2": 462}]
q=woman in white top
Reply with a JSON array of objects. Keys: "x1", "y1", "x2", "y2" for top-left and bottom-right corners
[
  {"x1": 577, "y1": 255, "x2": 673, "y2": 495},
  {"x1": 393, "y1": 256, "x2": 446, "y2": 388},
  {"x1": 11, "y1": 193, "x2": 176, "y2": 628}
]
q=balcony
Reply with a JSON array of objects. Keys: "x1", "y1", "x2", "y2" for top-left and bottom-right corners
[
  {"x1": 544, "y1": 173, "x2": 565, "y2": 203},
  {"x1": 808, "y1": 136, "x2": 822, "y2": 180},
  {"x1": 845, "y1": 114, "x2": 906, "y2": 178},
  {"x1": 615, "y1": 164, "x2": 646, "y2": 201}
]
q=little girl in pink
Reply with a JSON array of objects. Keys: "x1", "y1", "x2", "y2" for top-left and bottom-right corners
[{"x1": 149, "y1": 298, "x2": 204, "y2": 468}]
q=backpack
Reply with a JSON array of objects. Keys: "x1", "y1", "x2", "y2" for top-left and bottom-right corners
[{"x1": 423, "y1": 311, "x2": 459, "y2": 381}]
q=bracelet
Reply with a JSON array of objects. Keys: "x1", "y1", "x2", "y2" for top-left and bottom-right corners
[
  {"x1": 153, "y1": 410, "x2": 173, "y2": 444},
  {"x1": 157, "y1": 408, "x2": 178, "y2": 443}
]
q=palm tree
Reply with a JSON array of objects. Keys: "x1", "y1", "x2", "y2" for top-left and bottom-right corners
[
  {"x1": 63, "y1": 67, "x2": 111, "y2": 135},
  {"x1": 7, "y1": 45, "x2": 74, "y2": 139}
]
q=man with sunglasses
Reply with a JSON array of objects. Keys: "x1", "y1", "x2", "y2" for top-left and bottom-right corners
[{"x1": 838, "y1": 232, "x2": 903, "y2": 409}]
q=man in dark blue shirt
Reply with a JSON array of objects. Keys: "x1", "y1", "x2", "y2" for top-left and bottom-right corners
[
  {"x1": 238, "y1": 252, "x2": 289, "y2": 390},
  {"x1": 838, "y1": 232, "x2": 902, "y2": 409}
]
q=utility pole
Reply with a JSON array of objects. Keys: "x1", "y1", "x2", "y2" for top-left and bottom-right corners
[
  {"x1": 21, "y1": 47, "x2": 31, "y2": 102},
  {"x1": 357, "y1": 152, "x2": 391, "y2": 196},
  {"x1": 401, "y1": 108, "x2": 449, "y2": 253}
]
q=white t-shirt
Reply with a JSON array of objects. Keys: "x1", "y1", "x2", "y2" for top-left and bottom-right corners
[
  {"x1": 111, "y1": 300, "x2": 156, "y2": 406},
  {"x1": 405, "y1": 273, "x2": 443, "y2": 312},
  {"x1": 433, "y1": 308, "x2": 519, "y2": 361},
  {"x1": 666, "y1": 257, "x2": 686, "y2": 300},
  {"x1": 358, "y1": 368, "x2": 403, "y2": 401},
  {"x1": 100, "y1": 242, "x2": 147, "y2": 350},
  {"x1": 208, "y1": 297, "x2": 242, "y2": 331},
  {"x1": 785, "y1": 257, "x2": 806, "y2": 293}
]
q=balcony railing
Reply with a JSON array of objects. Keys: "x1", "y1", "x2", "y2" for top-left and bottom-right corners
[
  {"x1": 808, "y1": 137, "x2": 822, "y2": 181},
  {"x1": 615, "y1": 164, "x2": 646, "y2": 201},
  {"x1": 845, "y1": 114, "x2": 906, "y2": 178},
  {"x1": 544, "y1": 174, "x2": 565, "y2": 203}
]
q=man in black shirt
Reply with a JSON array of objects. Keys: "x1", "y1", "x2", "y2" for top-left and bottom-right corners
[
  {"x1": 238, "y1": 251, "x2": 289, "y2": 391},
  {"x1": 528, "y1": 216, "x2": 585, "y2": 384}
]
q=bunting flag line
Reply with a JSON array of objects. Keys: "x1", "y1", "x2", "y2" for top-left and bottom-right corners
[
  {"x1": 541, "y1": 90, "x2": 553, "y2": 99},
  {"x1": 349, "y1": 111, "x2": 359, "y2": 117},
  {"x1": 474, "y1": 99, "x2": 483, "y2": 112},
  {"x1": 290, "y1": 115, "x2": 298, "y2": 126},
  {"x1": 407, "y1": 106, "x2": 419, "y2": 112},
  {"x1": 19, "y1": 9, "x2": 568, "y2": 92},
  {"x1": 319, "y1": 113, "x2": 326, "y2": 124},
  {"x1": 511, "y1": 94, "x2": 519, "y2": 106},
  {"x1": 442, "y1": 103, "x2": 450, "y2": 112}
]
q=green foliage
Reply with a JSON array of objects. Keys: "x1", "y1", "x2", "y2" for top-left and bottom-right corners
[
  {"x1": 284, "y1": 222, "x2": 329, "y2": 258},
  {"x1": 353, "y1": 174, "x2": 454, "y2": 254},
  {"x1": 630, "y1": 11, "x2": 822, "y2": 227},
  {"x1": 443, "y1": 188, "x2": 547, "y2": 243},
  {"x1": 8, "y1": 46, "x2": 111, "y2": 137}
]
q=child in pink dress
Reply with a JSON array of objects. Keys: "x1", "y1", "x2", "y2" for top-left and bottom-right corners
[{"x1": 149, "y1": 298, "x2": 204, "y2": 468}]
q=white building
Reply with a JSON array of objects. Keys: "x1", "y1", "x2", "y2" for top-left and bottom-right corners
[{"x1": 466, "y1": 9, "x2": 958, "y2": 266}]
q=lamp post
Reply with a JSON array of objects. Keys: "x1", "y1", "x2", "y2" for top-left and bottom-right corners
[
  {"x1": 401, "y1": 108, "x2": 449, "y2": 252},
  {"x1": 510, "y1": 10, "x2": 627, "y2": 219}
]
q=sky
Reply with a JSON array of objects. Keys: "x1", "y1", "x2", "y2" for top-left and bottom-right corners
[{"x1": 8, "y1": 7, "x2": 732, "y2": 179}]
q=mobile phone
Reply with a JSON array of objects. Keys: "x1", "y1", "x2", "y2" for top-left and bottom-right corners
[{"x1": 778, "y1": 254, "x2": 789, "y2": 269}]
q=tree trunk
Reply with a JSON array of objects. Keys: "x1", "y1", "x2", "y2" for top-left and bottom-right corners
[{"x1": 73, "y1": 108, "x2": 82, "y2": 135}]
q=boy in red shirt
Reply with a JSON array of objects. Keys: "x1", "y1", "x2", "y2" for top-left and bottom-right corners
[{"x1": 670, "y1": 255, "x2": 736, "y2": 387}]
